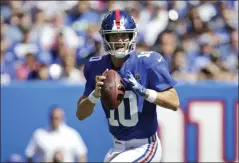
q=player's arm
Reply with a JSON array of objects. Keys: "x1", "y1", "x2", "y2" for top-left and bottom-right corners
[
  {"x1": 124, "y1": 70, "x2": 179, "y2": 111},
  {"x1": 144, "y1": 87, "x2": 179, "y2": 111},
  {"x1": 76, "y1": 76, "x2": 104, "y2": 120},
  {"x1": 76, "y1": 69, "x2": 108, "y2": 120},
  {"x1": 76, "y1": 95, "x2": 95, "y2": 120},
  {"x1": 124, "y1": 53, "x2": 180, "y2": 111}
]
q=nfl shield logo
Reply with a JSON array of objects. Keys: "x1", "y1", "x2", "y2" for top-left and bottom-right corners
[{"x1": 135, "y1": 74, "x2": 141, "y2": 81}]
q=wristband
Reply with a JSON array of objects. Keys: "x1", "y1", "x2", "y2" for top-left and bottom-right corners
[
  {"x1": 88, "y1": 91, "x2": 99, "y2": 104},
  {"x1": 146, "y1": 89, "x2": 157, "y2": 103}
]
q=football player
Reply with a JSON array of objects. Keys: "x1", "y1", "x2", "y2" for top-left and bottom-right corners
[{"x1": 76, "y1": 10, "x2": 180, "y2": 162}]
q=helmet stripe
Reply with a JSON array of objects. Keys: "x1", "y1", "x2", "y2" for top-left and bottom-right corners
[{"x1": 115, "y1": 10, "x2": 120, "y2": 29}]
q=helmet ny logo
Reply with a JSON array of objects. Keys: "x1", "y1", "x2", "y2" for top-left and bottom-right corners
[{"x1": 113, "y1": 19, "x2": 125, "y2": 30}]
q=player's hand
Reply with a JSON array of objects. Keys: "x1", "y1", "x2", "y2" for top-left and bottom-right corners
[
  {"x1": 93, "y1": 69, "x2": 109, "y2": 98},
  {"x1": 123, "y1": 70, "x2": 146, "y2": 96}
]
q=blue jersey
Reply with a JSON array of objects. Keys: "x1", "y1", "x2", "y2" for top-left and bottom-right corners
[{"x1": 83, "y1": 51, "x2": 177, "y2": 140}]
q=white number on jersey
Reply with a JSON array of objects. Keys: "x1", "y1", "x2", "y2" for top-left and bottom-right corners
[
  {"x1": 89, "y1": 56, "x2": 102, "y2": 62},
  {"x1": 137, "y1": 51, "x2": 153, "y2": 58},
  {"x1": 108, "y1": 91, "x2": 139, "y2": 127}
]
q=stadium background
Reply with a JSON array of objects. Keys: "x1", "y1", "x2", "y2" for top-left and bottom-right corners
[{"x1": 1, "y1": 1, "x2": 238, "y2": 162}]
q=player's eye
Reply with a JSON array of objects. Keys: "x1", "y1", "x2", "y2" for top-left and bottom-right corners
[
  {"x1": 110, "y1": 34, "x2": 117, "y2": 39},
  {"x1": 122, "y1": 33, "x2": 128, "y2": 38}
]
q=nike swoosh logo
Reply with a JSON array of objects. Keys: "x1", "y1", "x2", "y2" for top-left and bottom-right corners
[{"x1": 158, "y1": 56, "x2": 162, "y2": 63}]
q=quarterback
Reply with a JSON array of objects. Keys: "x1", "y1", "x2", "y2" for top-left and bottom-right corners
[{"x1": 76, "y1": 10, "x2": 180, "y2": 162}]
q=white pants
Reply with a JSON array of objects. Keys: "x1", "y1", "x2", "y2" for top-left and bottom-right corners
[{"x1": 104, "y1": 133, "x2": 162, "y2": 162}]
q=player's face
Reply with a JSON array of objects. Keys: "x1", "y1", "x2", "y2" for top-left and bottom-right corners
[{"x1": 108, "y1": 33, "x2": 130, "y2": 51}]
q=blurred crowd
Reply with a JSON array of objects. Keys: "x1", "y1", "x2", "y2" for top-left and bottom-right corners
[{"x1": 1, "y1": 0, "x2": 238, "y2": 84}]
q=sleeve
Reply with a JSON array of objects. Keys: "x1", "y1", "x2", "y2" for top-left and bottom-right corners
[
  {"x1": 148, "y1": 56, "x2": 177, "y2": 91},
  {"x1": 83, "y1": 61, "x2": 95, "y2": 96},
  {"x1": 73, "y1": 131, "x2": 88, "y2": 157},
  {"x1": 25, "y1": 131, "x2": 38, "y2": 158}
]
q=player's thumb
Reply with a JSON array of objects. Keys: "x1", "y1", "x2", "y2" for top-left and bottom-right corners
[{"x1": 102, "y1": 69, "x2": 109, "y2": 76}]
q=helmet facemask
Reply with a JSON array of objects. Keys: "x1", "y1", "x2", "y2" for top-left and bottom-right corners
[{"x1": 101, "y1": 30, "x2": 137, "y2": 58}]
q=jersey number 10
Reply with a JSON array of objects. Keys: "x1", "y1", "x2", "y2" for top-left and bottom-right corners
[{"x1": 108, "y1": 91, "x2": 139, "y2": 127}]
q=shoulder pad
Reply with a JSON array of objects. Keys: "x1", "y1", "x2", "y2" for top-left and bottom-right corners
[
  {"x1": 84, "y1": 55, "x2": 104, "y2": 70},
  {"x1": 136, "y1": 51, "x2": 164, "y2": 69}
]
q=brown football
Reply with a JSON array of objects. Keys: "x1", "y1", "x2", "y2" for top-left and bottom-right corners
[{"x1": 101, "y1": 69, "x2": 125, "y2": 110}]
